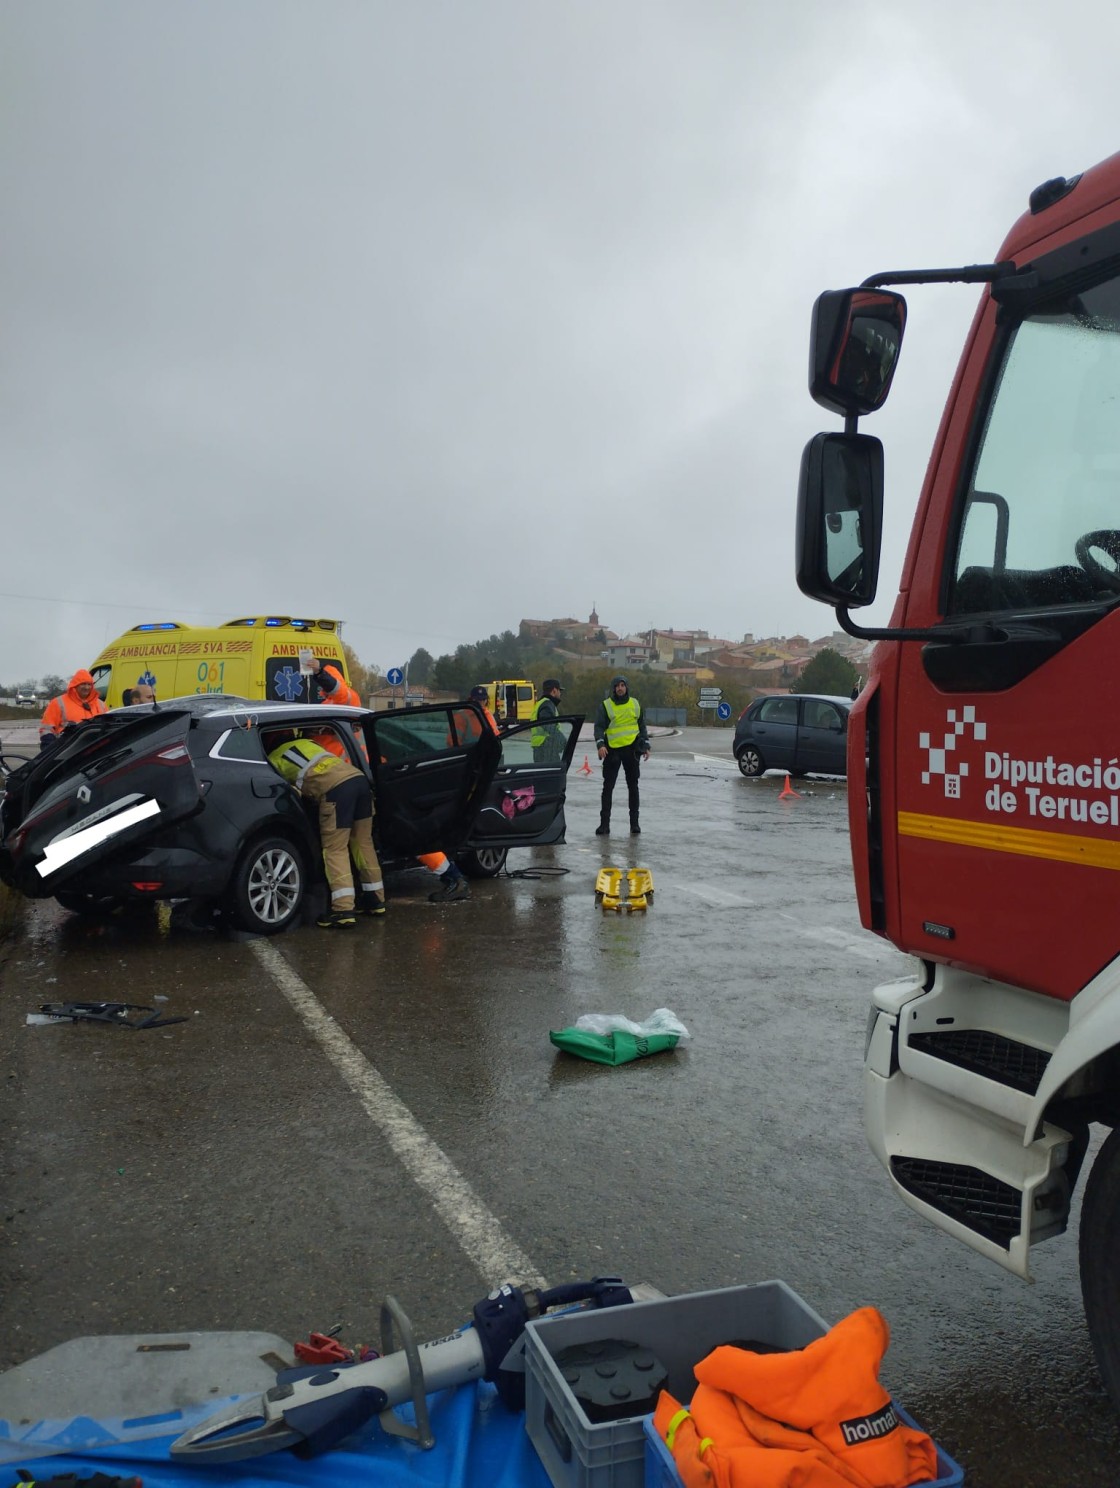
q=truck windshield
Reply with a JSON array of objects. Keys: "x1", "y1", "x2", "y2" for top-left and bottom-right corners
[{"x1": 949, "y1": 268, "x2": 1120, "y2": 614}]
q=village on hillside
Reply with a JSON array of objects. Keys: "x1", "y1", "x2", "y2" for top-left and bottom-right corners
[{"x1": 515, "y1": 607, "x2": 874, "y2": 692}]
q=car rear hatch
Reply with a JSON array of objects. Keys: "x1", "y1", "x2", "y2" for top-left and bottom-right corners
[{"x1": 0, "y1": 710, "x2": 204, "y2": 895}]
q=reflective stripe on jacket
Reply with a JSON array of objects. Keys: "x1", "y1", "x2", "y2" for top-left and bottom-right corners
[
  {"x1": 318, "y1": 664, "x2": 360, "y2": 708},
  {"x1": 39, "y1": 689, "x2": 107, "y2": 740},
  {"x1": 268, "y1": 738, "x2": 339, "y2": 790},
  {"x1": 603, "y1": 696, "x2": 641, "y2": 748},
  {"x1": 652, "y1": 1307, "x2": 938, "y2": 1488}
]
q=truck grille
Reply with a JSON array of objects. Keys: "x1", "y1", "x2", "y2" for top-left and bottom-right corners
[
  {"x1": 890, "y1": 1157, "x2": 1020, "y2": 1247},
  {"x1": 907, "y1": 1029, "x2": 1050, "y2": 1095}
]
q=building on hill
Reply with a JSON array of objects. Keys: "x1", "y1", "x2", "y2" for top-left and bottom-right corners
[
  {"x1": 520, "y1": 608, "x2": 617, "y2": 649},
  {"x1": 601, "y1": 636, "x2": 658, "y2": 670}
]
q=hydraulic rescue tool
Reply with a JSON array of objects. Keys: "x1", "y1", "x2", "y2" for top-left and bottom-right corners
[{"x1": 170, "y1": 1277, "x2": 634, "y2": 1464}]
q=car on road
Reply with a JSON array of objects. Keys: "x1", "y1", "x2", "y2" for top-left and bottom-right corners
[
  {"x1": 733, "y1": 693, "x2": 851, "y2": 778},
  {"x1": 0, "y1": 695, "x2": 582, "y2": 931}
]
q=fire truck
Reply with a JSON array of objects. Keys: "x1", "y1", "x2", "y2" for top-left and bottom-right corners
[{"x1": 795, "y1": 151, "x2": 1120, "y2": 1408}]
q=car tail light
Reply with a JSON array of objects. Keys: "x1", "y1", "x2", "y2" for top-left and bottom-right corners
[
  {"x1": 154, "y1": 744, "x2": 190, "y2": 764},
  {"x1": 131, "y1": 882, "x2": 164, "y2": 892}
]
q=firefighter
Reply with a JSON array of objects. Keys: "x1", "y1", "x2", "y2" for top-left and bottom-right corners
[
  {"x1": 38, "y1": 669, "x2": 108, "y2": 750},
  {"x1": 593, "y1": 675, "x2": 650, "y2": 836},
  {"x1": 267, "y1": 734, "x2": 386, "y2": 927},
  {"x1": 530, "y1": 678, "x2": 564, "y2": 763}
]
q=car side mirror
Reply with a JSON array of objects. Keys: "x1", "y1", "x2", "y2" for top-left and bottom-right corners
[
  {"x1": 809, "y1": 288, "x2": 906, "y2": 417},
  {"x1": 796, "y1": 431, "x2": 883, "y2": 607}
]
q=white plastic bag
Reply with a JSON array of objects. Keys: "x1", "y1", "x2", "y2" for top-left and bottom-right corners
[{"x1": 572, "y1": 1008, "x2": 690, "y2": 1041}]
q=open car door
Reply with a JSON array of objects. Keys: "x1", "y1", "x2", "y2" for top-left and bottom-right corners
[
  {"x1": 0, "y1": 711, "x2": 203, "y2": 897},
  {"x1": 362, "y1": 702, "x2": 502, "y2": 860},
  {"x1": 464, "y1": 714, "x2": 583, "y2": 849}
]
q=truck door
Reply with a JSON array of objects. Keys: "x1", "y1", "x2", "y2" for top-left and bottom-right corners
[{"x1": 889, "y1": 251, "x2": 1120, "y2": 1001}]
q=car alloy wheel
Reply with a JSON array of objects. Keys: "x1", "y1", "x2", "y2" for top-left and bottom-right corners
[
  {"x1": 456, "y1": 846, "x2": 509, "y2": 880},
  {"x1": 230, "y1": 837, "x2": 304, "y2": 933}
]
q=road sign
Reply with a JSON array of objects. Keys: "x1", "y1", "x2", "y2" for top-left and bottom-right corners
[
  {"x1": 387, "y1": 667, "x2": 404, "y2": 686},
  {"x1": 698, "y1": 700, "x2": 719, "y2": 709},
  {"x1": 699, "y1": 687, "x2": 722, "y2": 698},
  {"x1": 716, "y1": 701, "x2": 732, "y2": 720}
]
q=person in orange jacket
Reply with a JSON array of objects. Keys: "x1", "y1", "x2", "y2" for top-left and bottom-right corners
[
  {"x1": 38, "y1": 669, "x2": 107, "y2": 750},
  {"x1": 305, "y1": 656, "x2": 360, "y2": 708}
]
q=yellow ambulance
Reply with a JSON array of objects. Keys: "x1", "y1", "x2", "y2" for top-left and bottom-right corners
[
  {"x1": 483, "y1": 680, "x2": 536, "y2": 723},
  {"x1": 88, "y1": 617, "x2": 352, "y2": 708}
]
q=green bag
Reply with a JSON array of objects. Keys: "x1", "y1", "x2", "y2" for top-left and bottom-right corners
[{"x1": 549, "y1": 1027, "x2": 680, "y2": 1066}]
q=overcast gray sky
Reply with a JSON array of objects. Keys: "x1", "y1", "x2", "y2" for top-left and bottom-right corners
[{"x1": 3, "y1": 1, "x2": 1118, "y2": 682}]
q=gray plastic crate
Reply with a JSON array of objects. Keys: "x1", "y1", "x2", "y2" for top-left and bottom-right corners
[{"x1": 523, "y1": 1280, "x2": 828, "y2": 1488}]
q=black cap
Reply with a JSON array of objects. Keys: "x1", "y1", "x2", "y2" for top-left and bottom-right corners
[
  {"x1": 542, "y1": 678, "x2": 562, "y2": 693},
  {"x1": 469, "y1": 685, "x2": 489, "y2": 702}
]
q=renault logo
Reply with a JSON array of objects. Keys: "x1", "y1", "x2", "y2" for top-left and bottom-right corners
[{"x1": 77, "y1": 785, "x2": 91, "y2": 803}]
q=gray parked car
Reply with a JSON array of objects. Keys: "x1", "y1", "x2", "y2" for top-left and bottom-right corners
[{"x1": 733, "y1": 693, "x2": 851, "y2": 778}]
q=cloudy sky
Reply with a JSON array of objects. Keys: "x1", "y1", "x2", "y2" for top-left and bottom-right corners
[{"x1": 3, "y1": 1, "x2": 1118, "y2": 683}]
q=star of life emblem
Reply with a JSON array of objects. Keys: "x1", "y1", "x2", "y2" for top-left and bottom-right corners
[
  {"x1": 272, "y1": 665, "x2": 306, "y2": 703},
  {"x1": 920, "y1": 705, "x2": 986, "y2": 798}
]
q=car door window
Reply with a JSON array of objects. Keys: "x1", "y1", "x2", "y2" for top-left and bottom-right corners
[
  {"x1": 758, "y1": 697, "x2": 800, "y2": 725},
  {"x1": 802, "y1": 700, "x2": 844, "y2": 731}
]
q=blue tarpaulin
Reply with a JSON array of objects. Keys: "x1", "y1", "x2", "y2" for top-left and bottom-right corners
[{"x1": 1, "y1": 1381, "x2": 552, "y2": 1488}]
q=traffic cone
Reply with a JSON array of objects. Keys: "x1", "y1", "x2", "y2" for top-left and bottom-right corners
[
  {"x1": 779, "y1": 774, "x2": 800, "y2": 799},
  {"x1": 580, "y1": 754, "x2": 593, "y2": 775}
]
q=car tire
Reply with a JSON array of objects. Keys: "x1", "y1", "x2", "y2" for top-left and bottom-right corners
[
  {"x1": 55, "y1": 891, "x2": 126, "y2": 917},
  {"x1": 736, "y1": 747, "x2": 765, "y2": 777},
  {"x1": 227, "y1": 835, "x2": 305, "y2": 934},
  {"x1": 456, "y1": 846, "x2": 509, "y2": 879},
  {"x1": 1080, "y1": 1124, "x2": 1120, "y2": 1410}
]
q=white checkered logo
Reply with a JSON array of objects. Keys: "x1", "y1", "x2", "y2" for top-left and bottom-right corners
[{"x1": 919, "y1": 706, "x2": 987, "y2": 799}]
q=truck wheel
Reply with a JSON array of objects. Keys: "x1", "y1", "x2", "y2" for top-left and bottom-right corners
[
  {"x1": 227, "y1": 837, "x2": 305, "y2": 934},
  {"x1": 456, "y1": 846, "x2": 509, "y2": 880},
  {"x1": 737, "y1": 747, "x2": 765, "y2": 777},
  {"x1": 1079, "y1": 1124, "x2": 1120, "y2": 1409}
]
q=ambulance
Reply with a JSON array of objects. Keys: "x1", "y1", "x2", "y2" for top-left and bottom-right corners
[
  {"x1": 483, "y1": 680, "x2": 536, "y2": 723},
  {"x1": 88, "y1": 617, "x2": 351, "y2": 708}
]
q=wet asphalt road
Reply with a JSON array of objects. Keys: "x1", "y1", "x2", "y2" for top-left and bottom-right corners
[{"x1": 1, "y1": 723, "x2": 1118, "y2": 1485}]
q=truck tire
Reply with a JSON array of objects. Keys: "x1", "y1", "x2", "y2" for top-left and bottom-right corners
[
  {"x1": 227, "y1": 836, "x2": 305, "y2": 934},
  {"x1": 1079, "y1": 1124, "x2": 1120, "y2": 1409}
]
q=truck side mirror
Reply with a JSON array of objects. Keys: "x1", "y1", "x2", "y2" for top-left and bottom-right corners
[
  {"x1": 796, "y1": 432, "x2": 883, "y2": 607},
  {"x1": 809, "y1": 288, "x2": 906, "y2": 417}
]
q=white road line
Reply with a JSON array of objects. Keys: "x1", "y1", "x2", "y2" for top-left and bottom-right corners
[
  {"x1": 686, "y1": 753, "x2": 739, "y2": 769},
  {"x1": 777, "y1": 915, "x2": 899, "y2": 962},
  {"x1": 251, "y1": 938, "x2": 545, "y2": 1290}
]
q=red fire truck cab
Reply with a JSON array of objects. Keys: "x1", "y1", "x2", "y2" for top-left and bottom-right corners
[{"x1": 796, "y1": 151, "x2": 1120, "y2": 1409}]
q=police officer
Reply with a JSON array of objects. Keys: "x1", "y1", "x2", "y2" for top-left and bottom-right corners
[
  {"x1": 530, "y1": 678, "x2": 564, "y2": 763},
  {"x1": 593, "y1": 675, "x2": 650, "y2": 836}
]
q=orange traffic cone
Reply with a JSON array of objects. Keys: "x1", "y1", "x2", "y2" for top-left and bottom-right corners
[
  {"x1": 779, "y1": 774, "x2": 800, "y2": 799},
  {"x1": 580, "y1": 754, "x2": 594, "y2": 775}
]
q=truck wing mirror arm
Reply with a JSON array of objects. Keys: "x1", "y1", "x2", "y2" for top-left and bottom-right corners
[{"x1": 834, "y1": 604, "x2": 1008, "y2": 646}]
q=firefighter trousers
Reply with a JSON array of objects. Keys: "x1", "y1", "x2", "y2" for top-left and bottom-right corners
[{"x1": 301, "y1": 761, "x2": 381, "y2": 911}]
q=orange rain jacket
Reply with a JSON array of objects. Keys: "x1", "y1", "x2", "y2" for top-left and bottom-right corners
[
  {"x1": 317, "y1": 663, "x2": 360, "y2": 708},
  {"x1": 652, "y1": 1308, "x2": 937, "y2": 1488},
  {"x1": 39, "y1": 669, "x2": 108, "y2": 744}
]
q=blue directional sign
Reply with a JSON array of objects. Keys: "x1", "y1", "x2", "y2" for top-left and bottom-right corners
[
  {"x1": 387, "y1": 668, "x2": 404, "y2": 686},
  {"x1": 716, "y1": 701, "x2": 732, "y2": 721}
]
